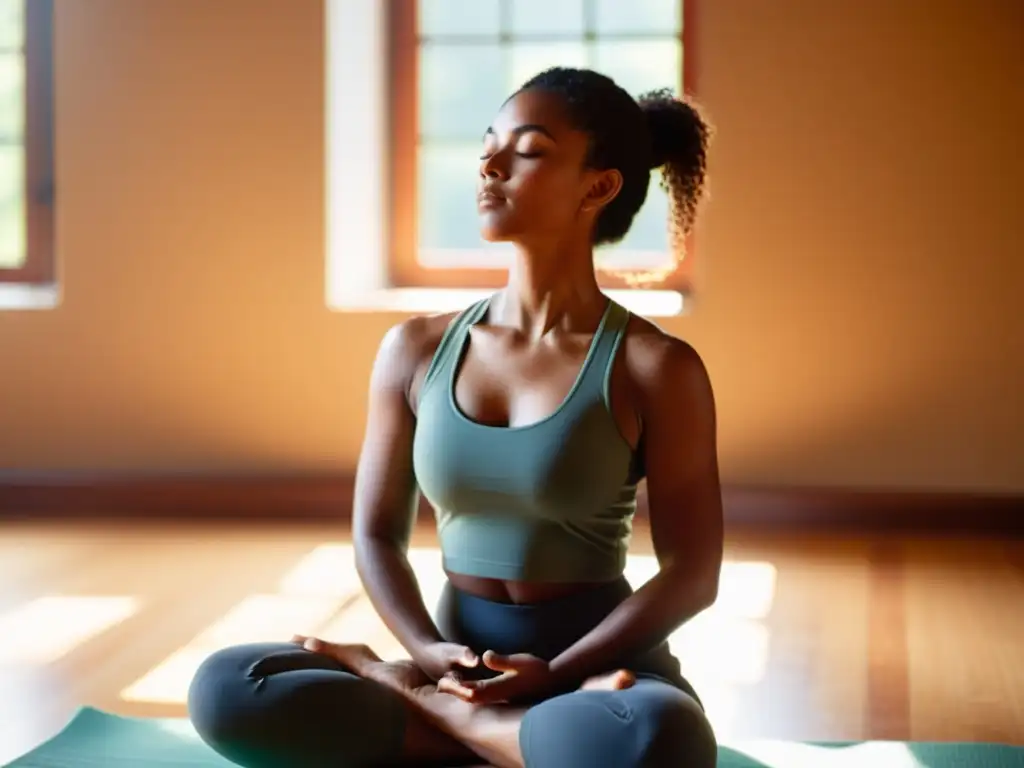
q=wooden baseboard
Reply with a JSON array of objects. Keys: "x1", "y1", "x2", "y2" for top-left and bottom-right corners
[
  {"x1": 718, "y1": 485, "x2": 1022, "y2": 533},
  {"x1": 0, "y1": 473, "x2": 349, "y2": 522},
  {"x1": 0, "y1": 472, "x2": 1020, "y2": 534}
]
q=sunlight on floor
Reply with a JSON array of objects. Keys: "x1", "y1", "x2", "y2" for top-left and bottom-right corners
[
  {"x1": 314, "y1": 594, "x2": 408, "y2": 661},
  {"x1": 121, "y1": 593, "x2": 343, "y2": 704},
  {"x1": 187, "y1": 594, "x2": 342, "y2": 647},
  {"x1": 276, "y1": 543, "x2": 362, "y2": 597},
  {"x1": 120, "y1": 543, "x2": 779, "y2": 723},
  {"x1": 725, "y1": 741, "x2": 926, "y2": 767},
  {"x1": 120, "y1": 647, "x2": 212, "y2": 705},
  {"x1": 674, "y1": 615, "x2": 771, "y2": 684},
  {"x1": 0, "y1": 596, "x2": 139, "y2": 664},
  {"x1": 623, "y1": 554, "x2": 778, "y2": 618},
  {"x1": 157, "y1": 718, "x2": 206, "y2": 742}
]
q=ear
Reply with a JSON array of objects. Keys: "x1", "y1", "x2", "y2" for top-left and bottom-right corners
[{"x1": 580, "y1": 168, "x2": 623, "y2": 213}]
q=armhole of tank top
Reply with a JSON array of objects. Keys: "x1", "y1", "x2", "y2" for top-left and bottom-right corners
[
  {"x1": 601, "y1": 303, "x2": 643, "y2": 451},
  {"x1": 421, "y1": 298, "x2": 487, "y2": 394},
  {"x1": 600, "y1": 303, "x2": 630, "y2": 410}
]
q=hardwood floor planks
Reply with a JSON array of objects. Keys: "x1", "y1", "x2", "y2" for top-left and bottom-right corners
[{"x1": 0, "y1": 520, "x2": 1021, "y2": 765}]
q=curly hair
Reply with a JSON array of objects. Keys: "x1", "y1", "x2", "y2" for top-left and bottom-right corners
[{"x1": 516, "y1": 67, "x2": 713, "y2": 285}]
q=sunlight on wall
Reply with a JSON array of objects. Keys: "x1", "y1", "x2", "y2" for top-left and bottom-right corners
[
  {"x1": 120, "y1": 543, "x2": 779, "y2": 729},
  {"x1": 725, "y1": 741, "x2": 926, "y2": 767},
  {"x1": 0, "y1": 596, "x2": 139, "y2": 664}
]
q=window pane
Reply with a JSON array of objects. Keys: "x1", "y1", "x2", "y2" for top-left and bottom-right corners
[
  {"x1": 0, "y1": 53, "x2": 23, "y2": 142},
  {"x1": 418, "y1": 142, "x2": 484, "y2": 251},
  {"x1": 0, "y1": 144, "x2": 25, "y2": 268},
  {"x1": 592, "y1": 39, "x2": 680, "y2": 98},
  {"x1": 0, "y1": 0, "x2": 22, "y2": 50},
  {"x1": 509, "y1": 0, "x2": 585, "y2": 36},
  {"x1": 508, "y1": 41, "x2": 587, "y2": 93},
  {"x1": 418, "y1": 0, "x2": 501, "y2": 38},
  {"x1": 594, "y1": 0, "x2": 680, "y2": 35},
  {"x1": 419, "y1": 43, "x2": 506, "y2": 141}
]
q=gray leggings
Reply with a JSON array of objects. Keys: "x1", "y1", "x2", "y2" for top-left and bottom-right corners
[{"x1": 187, "y1": 577, "x2": 717, "y2": 767}]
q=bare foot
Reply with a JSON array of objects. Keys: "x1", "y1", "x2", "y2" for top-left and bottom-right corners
[
  {"x1": 291, "y1": 636, "x2": 430, "y2": 693},
  {"x1": 580, "y1": 669, "x2": 636, "y2": 691},
  {"x1": 292, "y1": 635, "x2": 635, "y2": 698}
]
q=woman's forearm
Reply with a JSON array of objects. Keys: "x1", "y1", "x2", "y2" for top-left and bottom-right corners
[
  {"x1": 354, "y1": 536, "x2": 443, "y2": 655},
  {"x1": 548, "y1": 564, "x2": 717, "y2": 684}
]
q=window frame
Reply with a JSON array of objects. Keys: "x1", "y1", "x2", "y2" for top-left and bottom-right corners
[
  {"x1": 385, "y1": 0, "x2": 699, "y2": 295},
  {"x1": 0, "y1": 0, "x2": 55, "y2": 286}
]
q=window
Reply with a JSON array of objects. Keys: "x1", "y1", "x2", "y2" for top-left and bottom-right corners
[
  {"x1": 0, "y1": 0, "x2": 54, "y2": 286},
  {"x1": 387, "y1": 0, "x2": 697, "y2": 296},
  {"x1": 325, "y1": 1, "x2": 694, "y2": 315}
]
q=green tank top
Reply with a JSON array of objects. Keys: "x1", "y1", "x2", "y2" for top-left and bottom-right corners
[{"x1": 411, "y1": 295, "x2": 643, "y2": 583}]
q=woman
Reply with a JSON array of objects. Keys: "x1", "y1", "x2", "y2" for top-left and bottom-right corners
[{"x1": 188, "y1": 66, "x2": 722, "y2": 768}]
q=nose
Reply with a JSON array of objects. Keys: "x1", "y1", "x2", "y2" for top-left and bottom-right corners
[{"x1": 479, "y1": 151, "x2": 509, "y2": 181}]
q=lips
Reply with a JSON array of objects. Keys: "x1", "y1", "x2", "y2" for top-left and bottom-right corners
[
  {"x1": 477, "y1": 186, "x2": 506, "y2": 204},
  {"x1": 477, "y1": 191, "x2": 505, "y2": 210}
]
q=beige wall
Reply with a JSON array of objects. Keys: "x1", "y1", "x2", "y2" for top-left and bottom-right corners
[{"x1": 1, "y1": 0, "x2": 1020, "y2": 492}]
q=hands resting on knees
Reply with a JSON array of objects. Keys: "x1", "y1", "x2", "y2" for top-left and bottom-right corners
[{"x1": 291, "y1": 634, "x2": 635, "y2": 705}]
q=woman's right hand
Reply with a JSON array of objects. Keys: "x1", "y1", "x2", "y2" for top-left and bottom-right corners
[{"x1": 413, "y1": 641, "x2": 480, "y2": 682}]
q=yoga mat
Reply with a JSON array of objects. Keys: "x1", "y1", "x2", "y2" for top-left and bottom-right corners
[{"x1": 5, "y1": 706, "x2": 1024, "y2": 767}]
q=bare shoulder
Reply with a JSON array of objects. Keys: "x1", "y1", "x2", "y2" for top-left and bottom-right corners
[
  {"x1": 372, "y1": 310, "x2": 460, "y2": 396},
  {"x1": 620, "y1": 313, "x2": 713, "y2": 410}
]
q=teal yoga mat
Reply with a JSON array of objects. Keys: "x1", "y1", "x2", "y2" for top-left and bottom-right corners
[{"x1": 5, "y1": 706, "x2": 1024, "y2": 767}]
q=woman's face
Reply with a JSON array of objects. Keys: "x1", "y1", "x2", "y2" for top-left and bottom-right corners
[{"x1": 476, "y1": 89, "x2": 603, "y2": 245}]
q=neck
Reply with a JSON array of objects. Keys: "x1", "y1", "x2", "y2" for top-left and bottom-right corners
[{"x1": 495, "y1": 239, "x2": 606, "y2": 339}]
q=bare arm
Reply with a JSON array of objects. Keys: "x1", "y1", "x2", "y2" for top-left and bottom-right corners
[
  {"x1": 547, "y1": 336, "x2": 724, "y2": 683},
  {"x1": 352, "y1": 320, "x2": 444, "y2": 655}
]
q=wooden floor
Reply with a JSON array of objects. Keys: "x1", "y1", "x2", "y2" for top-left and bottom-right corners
[{"x1": 1, "y1": 519, "x2": 1022, "y2": 764}]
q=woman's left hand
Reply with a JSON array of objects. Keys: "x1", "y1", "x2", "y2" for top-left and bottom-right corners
[{"x1": 438, "y1": 650, "x2": 563, "y2": 705}]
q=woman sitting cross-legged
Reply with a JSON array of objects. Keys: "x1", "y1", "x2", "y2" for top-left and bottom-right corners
[{"x1": 187, "y1": 65, "x2": 723, "y2": 768}]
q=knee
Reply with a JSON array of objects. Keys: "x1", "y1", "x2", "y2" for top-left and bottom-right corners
[
  {"x1": 638, "y1": 694, "x2": 717, "y2": 767},
  {"x1": 521, "y1": 686, "x2": 716, "y2": 768},
  {"x1": 186, "y1": 642, "x2": 324, "y2": 760},
  {"x1": 186, "y1": 643, "x2": 268, "y2": 742},
  {"x1": 186, "y1": 642, "x2": 404, "y2": 768}
]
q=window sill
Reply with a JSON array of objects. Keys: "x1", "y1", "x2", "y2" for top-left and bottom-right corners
[
  {"x1": 323, "y1": 5, "x2": 689, "y2": 323},
  {"x1": 328, "y1": 287, "x2": 685, "y2": 317},
  {"x1": 0, "y1": 283, "x2": 60, "y2": 310}
]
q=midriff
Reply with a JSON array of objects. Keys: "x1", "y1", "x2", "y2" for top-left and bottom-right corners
[{"x1": 445, "y1": 570, "x2": 609, "y2": 605}]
